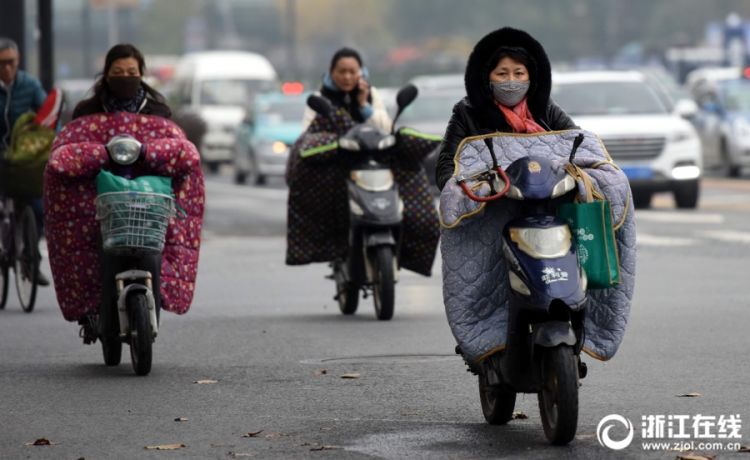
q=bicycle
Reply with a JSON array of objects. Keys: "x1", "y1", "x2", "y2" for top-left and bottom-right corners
[{"x1": 0, "y1": 191, "x2": 40, "y2": 313}]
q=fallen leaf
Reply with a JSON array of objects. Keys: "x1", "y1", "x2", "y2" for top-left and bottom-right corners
[
  {"x1": 194, "y1": 379, "x2": 219, "y2": 384},
  {"x1": 340, "y1": 373, "x2": 361, "y2": 379},
  {"x1": 228, "y1": 452, "x2": 254, "y2": 458},
  {"x1": 144, "y1": 443, "x2": 186, "y2": 450},
  {"x1": 677, "y1": 392, "x2": 702, "y2": 397},
  {"x1": 314, "y1": 369, "x2": 328, "y2": 376},
  {"x1": 310, "y1": 445, "x2": 340, "y2": 451},
  {"x1": 25, "y1": 438, "x2": 54, "y2": 446},
  {"x1": 676, "y1": 455, "x2": 715, "y2": 460},
  {"x1": 738, "y1": 445, "x2": 750, "y2": 453},
  {"x1": 242, "y1": 430, "x2": 264, "y2": 438},
  {"x1": 174, "y1": 417, "x2": 189, "y2": 422},
  {"x1": 512, "y1": 411, "x2": 528, "y2": 420}
]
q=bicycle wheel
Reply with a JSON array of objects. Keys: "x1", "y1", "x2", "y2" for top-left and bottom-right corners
[
  {"x1": 0, "y1": 202, "x2": 9, "y2": 309},
  {"x1": 0, "y1": 260, "x2": 8, "y2": 310},
  {"x1": 14, "y1": 205, "x2": 39, "y2": 313}
]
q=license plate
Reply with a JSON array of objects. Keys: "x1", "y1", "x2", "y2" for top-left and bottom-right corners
[{"x1": 621, "y1": 166, "x2": 653, "y2": 180}]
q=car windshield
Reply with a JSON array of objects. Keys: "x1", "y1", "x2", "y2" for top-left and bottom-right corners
[
  {"x1": 199, "y1": 79, "x2": 276, "y2": 106},
  {"x1": 719, "y1": 81, "x2": 750, "y2": 112},
  {"x1": 397, "y1": 91, "x2": 464, "y2": 123},
  {"x1": 551, "y1": 81, "x2": 668, "y2": 116},
  {"x1": 256, "y1": 99, "x2": 306, "y2": 124}
]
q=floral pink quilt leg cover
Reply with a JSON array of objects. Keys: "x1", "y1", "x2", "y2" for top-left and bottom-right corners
[{"x1": 44, "y1": 113, "x2": 205, "y2": 321}]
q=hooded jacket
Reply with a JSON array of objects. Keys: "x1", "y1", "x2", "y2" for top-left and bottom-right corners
[{"x1": 435, "y1": 27, "x2": 577, "y2": 190}]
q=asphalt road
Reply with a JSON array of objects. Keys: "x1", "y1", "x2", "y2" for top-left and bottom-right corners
[{"x1": 1, "y1": 172, "x2": 750, "y2": 459}]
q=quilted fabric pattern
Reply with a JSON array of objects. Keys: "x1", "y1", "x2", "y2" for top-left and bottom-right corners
[
  {"x1": 285, "y1": 110, "x2": 440, "y2": 276},
  {"x1": 440, "y1": 129, "x2": 636, "y2": 362},
  {"x1": 44, "y1": 113, "x2": 205, "y2": 322}
]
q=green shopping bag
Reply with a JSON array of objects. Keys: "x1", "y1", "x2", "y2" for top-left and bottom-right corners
[{"x1": 558, "y1": 165, "x2": 620, "y2": 289}]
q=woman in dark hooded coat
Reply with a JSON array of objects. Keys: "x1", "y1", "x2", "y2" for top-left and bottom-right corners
[{"x1": 435, "y1": 27, "x2": 576, "y2": 190}]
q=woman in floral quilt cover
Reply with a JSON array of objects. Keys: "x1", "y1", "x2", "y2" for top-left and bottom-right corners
[{"x1": 44, "y1": 43, "x2": 205, "y2": 350}]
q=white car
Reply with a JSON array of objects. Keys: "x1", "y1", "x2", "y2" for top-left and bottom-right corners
[{"x1": 552, "y1": 70, "x2": 703, "y2": 209}]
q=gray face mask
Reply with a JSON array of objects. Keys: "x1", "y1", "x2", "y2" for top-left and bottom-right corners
[{"x1": 490, "y1": 80, "x2": 530, "y2": 107}]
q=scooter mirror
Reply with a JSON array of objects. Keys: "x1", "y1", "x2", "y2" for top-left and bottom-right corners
[
  {"x1": 307, "y1": 94, "x2": 333, "y2": 118},
  {"x1": 391, "y1": 83, "x2": 419, "y2": 133},
  {"x1": 396, "y1": 83, "x2": 419, "y2": 110}
]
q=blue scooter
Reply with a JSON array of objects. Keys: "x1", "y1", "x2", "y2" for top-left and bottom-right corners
[{"x1": 459, "y1": 134, "x2": 588, "y2": 445}]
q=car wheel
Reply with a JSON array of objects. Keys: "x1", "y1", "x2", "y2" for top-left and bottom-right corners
[
  {"x1": 674, "y1": 180, "x2": 699, "y2": 209},
  {"x1": 632, "y1": 191, "x2": 652, "y2": 209},
  {"x1": 721, "y1": 139, "x2": 741, "y2": 178}
]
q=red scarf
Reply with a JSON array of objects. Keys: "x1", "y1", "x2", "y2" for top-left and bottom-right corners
[{"x1": 495, "y1": 97, "x2": 545, "y2": 133}]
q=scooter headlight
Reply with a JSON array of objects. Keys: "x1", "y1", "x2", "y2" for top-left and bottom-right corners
[
  {"x1": 377, "y1": 135, "x2": 396, "y2": 150},
  {"x1": 509, "y1": 270, "x2": 531, "y2": 295},
  {"x1": 339, "y1": 138, "x2": 361, "y2": 151},
  {"x1": 351, "y1": 169, "x2": 394, "y2": 192},
  {"x1": 509, "y1": 225, "x2": 572, "y2": 259},
  {"x1": 106, "y1": 135, "x2": 142, "y2": 165},
  {"x1": 551, "y1": 175, "x2": 577, "y2": 198}
]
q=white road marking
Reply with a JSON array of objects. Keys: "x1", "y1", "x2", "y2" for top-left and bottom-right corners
[
  {"x1": 636, "y1": 211, "x2": 724, "y2": 224},
  {"x1": 636, "y1": 233, "x2": 699, "y2": 247},
  {"x1": 698, "y1": 230, "x2": 750, "y2": 245}
]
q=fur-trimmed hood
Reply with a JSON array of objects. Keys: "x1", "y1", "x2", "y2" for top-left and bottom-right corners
[{"x1": 464, "y1": 27, "x2": 552, "y2": 122}]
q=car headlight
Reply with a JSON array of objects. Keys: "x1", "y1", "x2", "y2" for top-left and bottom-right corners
[
  {"x1": 509, "y1": 225, "x2": 572, "y2": 259},
  {"x1": 351, "y1": 169, "x2": 394, "y2": 191},
  {"x1": 733, "y1": 118, "x2": 750, "y2": 137},
  {"x1": 339, "y1": 138, "x2": 360, "y2": 151},
  {"x1": 377, "y1": 135, "x2": 396, "y2": 150},
  {"x1": 670, "y1": 129, "x2": 696, "y2": 143},
  {"x1": 272, "y1": 141, "x2": 288, "y2": 154},
  {"x1": 551, "y1": 175, "x2": 577, "y2": 199},
  {"x1": 105, "y1": 135, "x2": 142, "y2": 165}
]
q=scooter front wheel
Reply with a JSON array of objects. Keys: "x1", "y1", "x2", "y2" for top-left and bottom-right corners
[
  {"x1": 538, "y1": 345, "x2": 579, "y2": 445},
  {"x1": 372, "y1": 246, "x2": 395, "y2": 321},
  {"x1": 478, "y1": 372, "x2": 516, "y2": 425},
  {"x1": 128, "y1": 292, "x2": 153, "y2": 376}
]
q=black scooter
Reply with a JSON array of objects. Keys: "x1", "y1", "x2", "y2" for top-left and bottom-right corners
[
  {"x1": 83, "y1": 135, "x2": 174, "y2": 376},
  {"x1": 307, "y1": 85, "x2": 418, "y2": 320},
  {"x1": 460, "y1": 135, "x2": 589, "y2": 445}
]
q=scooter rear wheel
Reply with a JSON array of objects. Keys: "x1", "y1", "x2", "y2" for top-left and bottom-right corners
[
  {"x1": 478, "y1": 373, "x2": 516, "y2": 425},
  {"x1": 372, "y1": 246, "x2": 395, "y2": 321},
  {"x1": 538, "y1": 345, "x2": 579, "y2": 445},
  {"x1": 334, "y1": 260, "x2": 359, "y2": 315},
  {"x1": 101, "y1": 336, "x2": 122, "y2": 366},
  {"x1": 128, "y1": 293, "x2": 153, "y2": 376}
]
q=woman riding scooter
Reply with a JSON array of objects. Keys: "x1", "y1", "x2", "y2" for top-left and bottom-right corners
[
  {"x1": 438, "y1": 27, "x2": 636, "y2": 443},
  {"x1": 286, "y1": 47, "x2": 441, "y2": 318},
  {"x1": 44, "y1": 44, "x2": 204, "y2": 372}
]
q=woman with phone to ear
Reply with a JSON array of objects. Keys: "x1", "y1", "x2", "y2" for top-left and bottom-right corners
[{"x1": 301, "y1": 47, "x2": 391, "y2": 131}]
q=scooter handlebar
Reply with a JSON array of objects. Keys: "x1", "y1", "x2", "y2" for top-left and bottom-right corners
[{"x1": 457, "y1": 167, "x2": 510, "y2": 202}]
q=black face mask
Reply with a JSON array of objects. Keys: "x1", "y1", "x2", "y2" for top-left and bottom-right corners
[{"x1": 107, "y1": 76, "x2": 141, "y2": 100}]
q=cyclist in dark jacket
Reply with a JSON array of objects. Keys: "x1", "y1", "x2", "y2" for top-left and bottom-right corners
[
  {"x1": 435, "y1": 27, "x2": 577, "y2": 190},
  {"x1": 73, "y1": 43, "x2": 171, "y2": 120}
]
